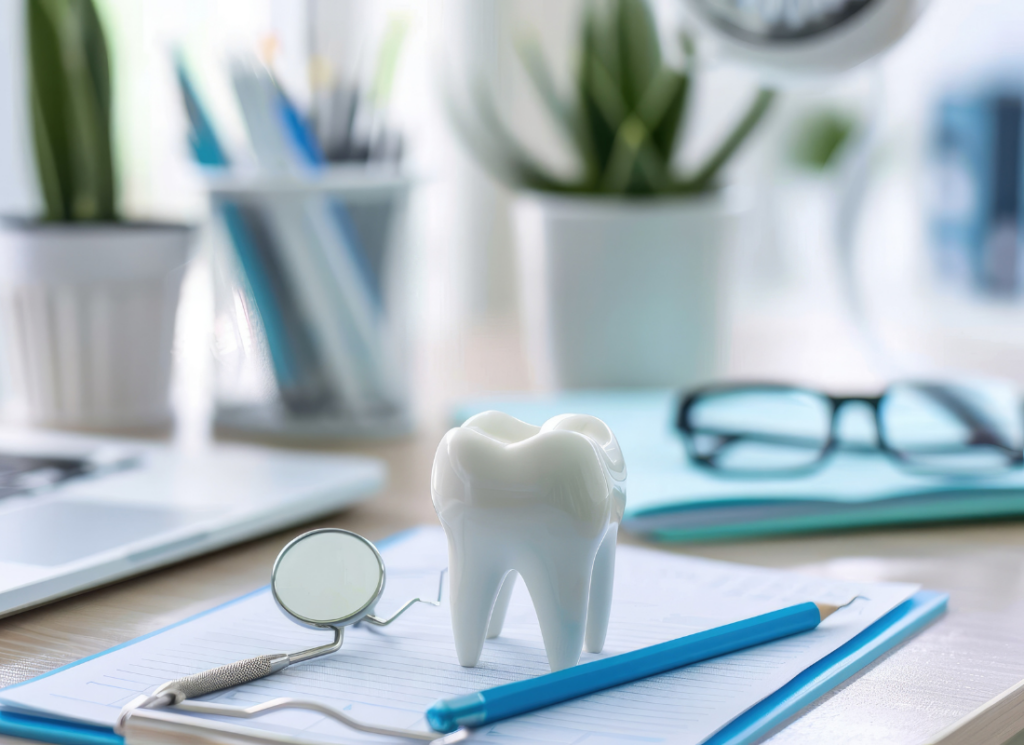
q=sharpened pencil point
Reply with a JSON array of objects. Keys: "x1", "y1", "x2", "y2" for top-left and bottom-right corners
[
  {"x1": 815, "y1": 596, "x2": 863, "y2": 621},
  {"x1": 815, "y1": 602, "x2": 841, "y2": 620}
]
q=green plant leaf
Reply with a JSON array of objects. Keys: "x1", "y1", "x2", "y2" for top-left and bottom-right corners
[
  {"x1": 470, "y1": 83, "x2": 575, "y2": 191},
  {"x1": 28, "y1": 0, "x2": 71, "y2": 220},
  {"x1": 28, "y1": 0, "x2": 116, "y2": 221},
  {"x1": 602, "y1": 113, "x2": 670, "y2": 194},
  {"x1": 654, "y1": 32, "x2": 695, "y2": 160},
  {"x1": 516, "y1": 35, "x2": 597, "y2": 181},
  {"x1": 76, "y1": 0, "x2": 115, "y2": 220},
  {"x1": 618, "y1": 0, "x2": 660, "y2": 109},
  {"x1": 583, "y1": 53, "x2": 629, "y2": 137},
  {"x1": 601, "y1": 113, "x2": 644, "y2": 191},
  {"x1": 578, "y1": 9, "x2": 616, "y2": 186},
  {"x1": 450, "y1": 0, "x2": 773, "y2": 195},
  {"x1": 585, "y1": 0, "x2": 622, "y2": 96},
  {"x1": 635, "y1": 68, "x2": 684, "y2": 158},
  {"x1": 651, "y1": 75, "x2": 685, "y2": 160},
  {"x1": 789, "y1": 109, "x2": 856, "y2": 170},
  {"x1": 439, "y1": 71, "x2": 574, "y2": 191},
  {"x1": 30, "y1": 90, "x2": 66, "y2": 220},
  {"x1": 682, "y1": 88, "x2": 775, "y2": 192}
]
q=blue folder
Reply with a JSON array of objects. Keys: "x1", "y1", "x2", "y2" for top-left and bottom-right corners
[
  {"x1": 0, "y1": 529, "x2": 948, "y2": 745},
  {"x1": 453, "y1": 390, "x2": 1024, "y2": 541}
]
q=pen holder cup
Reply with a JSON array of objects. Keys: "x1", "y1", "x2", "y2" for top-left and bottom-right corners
[{"x1": 206, "y1": 169, "x2": 414, "y2": 441}]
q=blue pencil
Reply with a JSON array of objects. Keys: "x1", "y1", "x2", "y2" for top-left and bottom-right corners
[{"x1": 426, "y1": 601, "x2": 845, "y2": 733}]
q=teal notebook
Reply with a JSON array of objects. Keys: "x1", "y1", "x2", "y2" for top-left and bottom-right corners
[
  {"x1": 453, "y1": 390, "x2": 1024, "y2": 541},
  {"x1": 0, "y1": 528, "x2": 947, "y2": 745}
]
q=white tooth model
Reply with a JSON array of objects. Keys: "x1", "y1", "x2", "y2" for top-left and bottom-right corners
[{"x1": 431, "y1": 411, "x2": 626, "y2": 671}]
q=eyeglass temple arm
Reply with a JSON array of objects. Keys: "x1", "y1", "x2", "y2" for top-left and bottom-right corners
[
  {"x1": 363, "y1": 568, "x2": 447, "y2": 627},
  {"x1": 916, "y1": 384, "x2": 1016, "y2": 451}
]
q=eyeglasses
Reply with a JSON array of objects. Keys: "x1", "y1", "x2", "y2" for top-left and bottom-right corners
[{"x1": 676, "y1": 382, "x2": 1024, "y2": 477}]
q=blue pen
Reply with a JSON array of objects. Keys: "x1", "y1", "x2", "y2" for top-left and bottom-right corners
[{"x1": 426, "y1": 600, "x2": 848, "y2": 733}]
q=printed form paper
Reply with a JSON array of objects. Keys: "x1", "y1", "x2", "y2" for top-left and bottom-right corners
[{"x1": 0, "y1": 527, "x2": 919, "y2": 744}]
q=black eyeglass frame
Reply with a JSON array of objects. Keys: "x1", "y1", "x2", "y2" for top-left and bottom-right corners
[{"x1": 676, "y1": 382, "x2": 1024, "y2": 477}]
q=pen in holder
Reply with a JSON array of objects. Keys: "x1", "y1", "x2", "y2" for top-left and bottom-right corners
[{"x1": 208, "y1": 168, "x2": 414, "y2": 441}]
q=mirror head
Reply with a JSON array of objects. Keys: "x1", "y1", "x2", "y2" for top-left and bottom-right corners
[{"x1": 271, "y1": 529, "x2": 386, "y2": 628}]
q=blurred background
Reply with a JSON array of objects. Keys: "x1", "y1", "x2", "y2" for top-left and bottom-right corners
[
  {"x1": 2, "y1": 0, "x2": 1024, "y2": 443},
  {"x1": 7, "y1": 6, "x2": 1024, "y2": 736}
]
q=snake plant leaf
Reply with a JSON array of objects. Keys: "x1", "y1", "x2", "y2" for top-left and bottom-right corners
[
  {"x1": 651, "y1": 33, "x2": 694, "y2": 160},
  {"x1": 584, "y1": 0, "x2": 623, "y2": 99},
  {"x1": 682, "y1": 88, "x2": 775, "y2": 192},
  {"x1": 516, "y1": 38, "x2": 574, "y2": 140},
  {"x1": 446, "y1": 0, "x2": 774, "y2": 196},
  {"x1": 635, "y1": 68, "x2": 684, "y2": 157},
  {"x1": 517, "y1": 36, "x2": 598, "y2": 183},
  {"x1": 602, "y1": 113, "x2": 644, "y2": 192},
  {"x1": 27, "y1": 0, "x2": 116, "y2": 222},
  {"x1": 28, "y1": 0, "x2": 71, "y2": 220},
  {"x1": 603, "y1": 113, "x2": 671, "y2": 194},
  {"x1": 618, "y1": 0, "x2": 661, "y2": 110},
  {"x1": 583, "y1": 53, "x2": 629, "y2": 135},
  {"x1": 470, "y1": 83, "x2": 574, "y2": 191},
  {"x1": 649, "y1": 74, "x2": 685, "y2": 160},
  {"x1": 69, "y1": 0, "x2": 115, "y2": 220},
  {"x1": 578, "y1": 4, "x2": 617, "y2": 184},
  {"x1": 31, "y1": 93, "x2": 66, "y2": 220},
  {"x1": 631, "y1": 132, "x2": 672, "y2": 193},
  {"x1": 441, "y1": 73, "x2": 572, "y2": 192}
]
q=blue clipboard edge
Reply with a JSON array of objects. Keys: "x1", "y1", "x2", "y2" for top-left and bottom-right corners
[
  {"x1": 708, "y1": 589, "x2": 949, "y2": 745},
  {"x1": 0, "y1": 531, "x2": 946, "y2": 745}
]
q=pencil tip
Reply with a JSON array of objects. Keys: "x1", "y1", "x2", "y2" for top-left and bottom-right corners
[
  {"x1": 815, "y1": 596, "x2": 865, "y2": 621},
  {"x1": 815, "y1": 602, "x2": 840, "y2": 620}
]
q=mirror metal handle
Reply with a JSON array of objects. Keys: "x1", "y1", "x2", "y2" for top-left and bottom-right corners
[
  {"x1": 363, "y1": 569, "x2": 447, "y2": 627},
  {"x1": 117, "y1": 626, "x2": 345, "y2": 731},
  {"x1": 285, "y1": 626, "x2": 344, "y2": 663}
]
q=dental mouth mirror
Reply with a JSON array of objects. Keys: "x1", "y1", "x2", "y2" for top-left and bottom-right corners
[{"x1": 117, "y1": 529, "x2": 463, "y2": 744}]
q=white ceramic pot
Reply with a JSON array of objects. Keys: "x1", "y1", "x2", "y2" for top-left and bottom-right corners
[
  {"x1": 0, "y1": 221, "x2": 193, "y2": 429},
  {"x1": 514, "y1": 192, "x2": 732, "y2": 389}
]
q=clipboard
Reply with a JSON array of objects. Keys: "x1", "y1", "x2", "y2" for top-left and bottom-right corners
[{"x1": 0, "y1": 528, "x2": 947, "y2": 745}]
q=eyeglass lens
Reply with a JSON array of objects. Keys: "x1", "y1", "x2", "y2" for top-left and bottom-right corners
[
  {"x1": 880, "y1": 383, "x2": 1022, "y2": 474},
  {"x1": 686, "y1": 388, "x2": 832, "y2": 472},
  {"x1": 685, "y1": 383, "x2": 1022, "y2": 475}
]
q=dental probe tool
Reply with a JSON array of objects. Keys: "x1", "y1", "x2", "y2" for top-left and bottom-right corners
[
  {"x1": 427, "y1": 598, "x2": 861, "y2": 733},
  {"x1": 117, "y1": 530, "x2": 460, "y2": 744}
]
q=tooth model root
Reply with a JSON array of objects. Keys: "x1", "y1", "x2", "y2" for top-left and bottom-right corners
[
  {"x1": 481, "y1": 526, "x2": 617, "y2": 663},
  {"x1": 447, "y1": 550, "x2": 512, "y2": 668},
  {"x1": 449, "y1": 534, "x2": 605, "y2": 672},
  {"x1": 432, "y1": 411, "x2": 627, "y2": 672},
  {"x1": 486, "y1": 571, "x2": 517, "y2": 639},
  {"x1": 585, "y1": 525, "x2": 617, "y2": 654}
]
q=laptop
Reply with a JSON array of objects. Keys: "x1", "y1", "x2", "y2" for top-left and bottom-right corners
[{"x1": 0, "y1": 427, "x2": 384, "y2": 619}]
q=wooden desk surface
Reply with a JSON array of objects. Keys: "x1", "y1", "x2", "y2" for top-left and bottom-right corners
[{"x1": 3, "y1": 324, "x2": 1024, "y2": 744}]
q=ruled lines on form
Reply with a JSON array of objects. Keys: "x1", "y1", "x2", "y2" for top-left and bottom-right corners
[{"x1": 0, "y1": 528, "x2": 918, "y2": 745}]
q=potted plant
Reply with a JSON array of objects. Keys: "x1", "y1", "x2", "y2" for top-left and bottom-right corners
[
  {"x1": 0, "y1": 0, "x2": 193, "y2": 429},
  {"x1": 446, "y1": 0, "x2": 774, "y2": 388}
]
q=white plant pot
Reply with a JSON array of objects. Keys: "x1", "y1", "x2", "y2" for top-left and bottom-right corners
[
  {"x1": 514, "y1": 192, "x2": 733, "y2": 389},
  {"x1": 0, "y1": 221, "x2": 193, "y2": 429}
]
